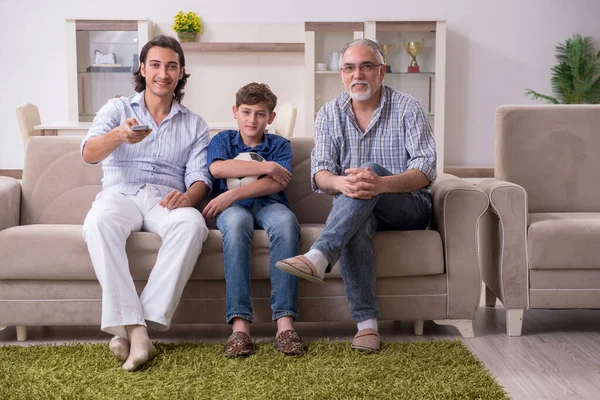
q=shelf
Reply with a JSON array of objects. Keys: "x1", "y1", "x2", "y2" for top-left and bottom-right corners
[
  {"x1": 88, "y1": 41, "x2": 138, "y2": 45},
  {"x1": 75, "y1": 20, "x2": 138, "y2": 31},
  {"x1": 78, "y1": 71, "x2": 133, "y2": 74},
  {"x1": 311, "y1": 111, "x2": 434, "y2": 117},
  {"x1": 305, "y1": 22, "x2": 364, "y2": 32},
  {"x1": 375, "y1": 21, "x2": 437, "y2": 32},
  {"x1": 180, "y1": 42, "x2": 304, "y2": 53},
  {"x1": 387, "y1": 72, "x2": 435, "y2": 75},
  {"x1": 316, "y1": 71, "x2": 434, "y2": 75},
  {"x1": 80, "y1": 67, "x2": 134, "y2": 73}
]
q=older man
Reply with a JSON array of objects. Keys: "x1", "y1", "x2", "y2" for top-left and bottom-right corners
[{"x1": 276, "y1": 38, "x2": 436, "y2": 352}]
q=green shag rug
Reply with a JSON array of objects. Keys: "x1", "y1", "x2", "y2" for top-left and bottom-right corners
[{"x1": 0, "y1": 339, "x2": 508, "y2": 400}]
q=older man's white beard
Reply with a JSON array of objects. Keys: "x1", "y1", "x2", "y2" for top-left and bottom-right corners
[{"x1": 348, "y1": 80, "x2": 373, "y2": 101}]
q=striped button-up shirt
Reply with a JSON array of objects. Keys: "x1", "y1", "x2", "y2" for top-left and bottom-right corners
[
  {"x1": 311, "y1": 85, "x2": 437, "y2": 193},
  {"x1": 81, "y1": 91, "x2": 212, "y2": 198}
]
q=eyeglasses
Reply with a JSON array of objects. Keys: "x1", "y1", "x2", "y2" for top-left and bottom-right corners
[{"x1": 340, "y1": 63, "x2": 383, "y2": 73}]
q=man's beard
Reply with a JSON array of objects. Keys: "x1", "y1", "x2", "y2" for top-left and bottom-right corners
[
  {"x1": 347, "y1": 76, "x2": 381, "y2": 101},
  {"x1": 348, "y1": 80, "x2": 372, "y2": 101}
]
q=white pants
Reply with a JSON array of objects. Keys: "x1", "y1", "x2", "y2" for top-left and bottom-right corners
[{"x1": 83, "y1": 185, "x2": 208, "y2": 338}]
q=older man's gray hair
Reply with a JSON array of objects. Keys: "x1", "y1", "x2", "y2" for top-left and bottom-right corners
[{"x1": 339, "y1": 38, "x2": 385, "y2": 68}]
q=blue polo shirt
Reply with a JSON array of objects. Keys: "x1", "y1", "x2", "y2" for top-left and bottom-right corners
[{"x1": 207, "y1": 130, "x2": 292, "y2": 208}]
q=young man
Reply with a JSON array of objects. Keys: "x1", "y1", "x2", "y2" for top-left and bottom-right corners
[
  {"x1": 81, "y1": 35, "x2": 212, "y2": 371},
  {"x1": 276, "y1": 39, "x2": 436, "y2": 352},
  {"x1": 203, "y1": 83, "x2": 303, "y2": 357}
]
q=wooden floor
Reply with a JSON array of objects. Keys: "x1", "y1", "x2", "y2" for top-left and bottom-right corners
[{"x1": 2, "y1": 302, "x2": 600, "y2": 399}]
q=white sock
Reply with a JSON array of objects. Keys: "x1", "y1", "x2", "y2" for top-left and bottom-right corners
[
  {"x1": 357, "y1": 319, "x2": 378, "y2": 332},
  {"x1": 304, "y1": 249, "x2": 328, "y2": 279}
]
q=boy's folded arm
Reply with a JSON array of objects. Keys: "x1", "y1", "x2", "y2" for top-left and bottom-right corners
[
  {"x1": 209, "y1": 159, "x2": 271, "y2": 179},
  {"x1": 228, "y1": 177, "x2": 285, "y2": 202}
]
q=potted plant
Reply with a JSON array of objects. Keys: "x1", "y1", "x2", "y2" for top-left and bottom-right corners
[
  {"x1": 172, "y1": 11, "x2": 203, "y2": 43},
  {"x1": 525, "y1": 34, "x2": 600, "y2": 104}
]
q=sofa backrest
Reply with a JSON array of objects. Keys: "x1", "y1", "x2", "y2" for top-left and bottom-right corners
[
  {"x1": 21, "y1": 137, "x2": 102, "y2": 225},
  {"x1": 21, "y1": 136, "x2": 332, "y2": 225},
  {"x1": 495, "y1": 105, "x2": 600, "y2": 213},
  {"x1": 287, "y1": 137, "x2": 333, "y2": 224}
]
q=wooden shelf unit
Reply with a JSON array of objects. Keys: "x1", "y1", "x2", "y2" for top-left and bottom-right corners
[{"x1": 180, "y1": 42, "x2": 304, "y2": 53}]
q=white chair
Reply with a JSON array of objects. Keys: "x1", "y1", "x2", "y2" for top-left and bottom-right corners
[
  {"x1": 273, "y1": 103, "x2": 297, "y2": 138},
  {"x1": 16, "y1": 103, "x2": 42, "y2": 147}
]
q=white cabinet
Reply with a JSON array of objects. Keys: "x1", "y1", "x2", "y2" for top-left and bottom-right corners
[
  {"x1": 66, "y1": 19, "x2": 153, "y2": 123},
  {"x1": 304, "y1": 21, "x2": 447, "y2": 170}
]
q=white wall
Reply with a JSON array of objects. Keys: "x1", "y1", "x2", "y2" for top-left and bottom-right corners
[{"x1": 1, "y1": 0, "x2": 599, "y2": 169}]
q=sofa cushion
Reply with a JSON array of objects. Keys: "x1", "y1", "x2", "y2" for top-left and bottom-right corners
[
  {"x1": 0, "y1": 225, "x2": 444, "y2": 280},
  {"x1": 528, "y1": 213, "x2": 600, "y2": 270}
]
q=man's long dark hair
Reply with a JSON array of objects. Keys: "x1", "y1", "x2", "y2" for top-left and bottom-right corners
[{"x1": 132, "y1": 35, "x2": 191, "y2": 103}]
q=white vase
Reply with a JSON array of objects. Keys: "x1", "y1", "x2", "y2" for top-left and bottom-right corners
[{"x1": 328, "y1": 52, "x2": 340, "y2": 72}]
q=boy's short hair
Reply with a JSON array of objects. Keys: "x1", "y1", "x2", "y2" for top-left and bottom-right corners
[{"x1": 235, "y1": 83, "x2": 278, "y2": 113}]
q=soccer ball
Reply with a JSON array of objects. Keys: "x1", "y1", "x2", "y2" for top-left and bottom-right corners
[{"x1": 226, "y1": 152, "x2": 266, "y2": 189}]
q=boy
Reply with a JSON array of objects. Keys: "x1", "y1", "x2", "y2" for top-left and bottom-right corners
[{"x1": 203, "y1": 83, "x2": 303, "y2": 357}]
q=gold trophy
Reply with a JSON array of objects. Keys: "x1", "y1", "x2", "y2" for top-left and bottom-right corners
[
  {"x1": 403, "y1": 39, "x2": 424, "y2": 73},
  {"x1": 380, "y1": 43, "x2": 396, "y2": 73}
]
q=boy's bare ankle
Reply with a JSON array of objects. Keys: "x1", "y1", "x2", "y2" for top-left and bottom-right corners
[
  {"x1": 232, "y1": 317, "x2": 250, "y2": 335},
  {"x1": 276, "y1": 316, "x2": 295, "y2": 337}
]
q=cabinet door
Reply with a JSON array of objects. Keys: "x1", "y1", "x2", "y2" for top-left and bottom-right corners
[
  {"x1": 78, "y1": 72, "x2": 135, "y2": 121},
  {"x1": 305, "y1": 22, "x2": 364, "y2": 132},
  {"x1": 88, "y1": 72, "x2": 135, "y2": 114},
  {"x1": 371, "y1": 23, "x2": 437, "y2": 118},
  {"x1": 78, "y1": 73, "x2": 94, "y2": 122}
]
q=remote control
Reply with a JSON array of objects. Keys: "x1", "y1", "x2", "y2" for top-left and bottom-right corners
[{"x1": 131, "y1": 125, "x2": 149, "y2": 131}]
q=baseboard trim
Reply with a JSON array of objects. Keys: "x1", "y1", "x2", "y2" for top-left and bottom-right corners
[
  {"x1": 444, "y1": 167, "x2": 494, "y2": 178},
  {"x1": 0, "y1": 169, "x2": 22, "y2": 179}
]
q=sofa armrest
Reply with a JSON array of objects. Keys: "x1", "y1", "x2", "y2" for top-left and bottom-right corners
[
  {"x1": 430, "y1": 173, "x2": 489, "y2": 319},
  {"x1": 476, "y1": 178, "x2": 528, "y2": 310},
  {"x1": 0, "y1": 177, "x2": 21, "y2": 232}
]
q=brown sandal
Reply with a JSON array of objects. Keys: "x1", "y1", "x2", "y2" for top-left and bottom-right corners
[
  {"x1": 275, "y1": 330, "x2": 305, "y2": 356},
  {"x1": 223, "y1": 331, "x2": 254, "y2": 358},
  {"x1": 351, "y1": 328, "x2": 380, "y2": 353},
  {"x1": 276, "y1": 255, "x2": 324, "y2": 284}
]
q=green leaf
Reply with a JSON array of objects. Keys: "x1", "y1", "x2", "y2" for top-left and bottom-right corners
[
  {"x1": 524, "y1": 89, "x2": 560, "y2": 104},
  {"x1": 525, "y1": 34, "x2": 600, "y2": 104}
]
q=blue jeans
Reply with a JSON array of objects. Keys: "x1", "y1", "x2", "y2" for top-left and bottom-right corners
[
  {"x1": 312, "y1": 162, "x2": 432, "y2": 322},
  {"x1": 216, "y1": 200, "x2": 300, "y2": 323}
]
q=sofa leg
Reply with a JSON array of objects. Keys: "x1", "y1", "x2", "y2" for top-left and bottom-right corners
[
  {"x1": 413, "y1": 320, "x2": 424, "y2": 336},
  {"x1": 484, "y1": 285, "x2": 497, "y2": 307},
  {"x1": 506, "y1": 309, "x2": 524, "y2": 337},
  {"x1": 433, "y1": 319, "x2": 474, "y2": 338},
  {"x1": 16, "y1": 326, "x2": 27, "y2": 341}
]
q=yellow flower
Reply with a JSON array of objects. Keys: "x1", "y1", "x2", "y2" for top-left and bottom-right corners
[{"x1": 172, "y1": 10, "x2": 203, "y2": 33}]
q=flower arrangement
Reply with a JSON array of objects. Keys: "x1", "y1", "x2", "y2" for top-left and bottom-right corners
[{"x1": 172, "y1": 11, "x2": 203, "y2": 33}]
